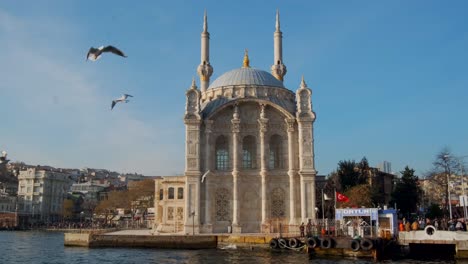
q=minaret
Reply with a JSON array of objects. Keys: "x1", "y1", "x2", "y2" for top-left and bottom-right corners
[
  {"x1": 197, "y1": 10, "x2": 213, "y2": 92},
  {"x1": 271, "y1": 9, "x2": 287, "y2": 81}
]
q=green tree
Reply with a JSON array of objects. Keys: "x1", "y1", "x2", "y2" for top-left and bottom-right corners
[
  {"x1": 426, "y1": 203, "x2": 444, "y2": 219},
  {"x1": 337, "y1": 158, "x2": 369, "y2": 192},
  {"x1": 390, "y1": 166, "x2": 421, "y2": 217},
  {"x1": 337, "y1": 184, "x2": 373, "y2": 208}
]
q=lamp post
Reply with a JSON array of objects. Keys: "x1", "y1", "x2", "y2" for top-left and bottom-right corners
[{"x1": 459, "y1": 156, "x2": 468, "y2": 221}]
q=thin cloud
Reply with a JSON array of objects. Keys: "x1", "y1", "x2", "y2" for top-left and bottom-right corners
[{"x1": 0, "y1": 8, "x2": 183, "y2": 175}]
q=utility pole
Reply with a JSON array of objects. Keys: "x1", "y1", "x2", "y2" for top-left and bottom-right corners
[{"x1": 460, "y1": 156, "x2": 468, "y2": 221}]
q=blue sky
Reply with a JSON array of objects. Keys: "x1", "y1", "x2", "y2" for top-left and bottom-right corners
[{"x1": 1, "y1": 1, "x2": 467, "y2": 177}]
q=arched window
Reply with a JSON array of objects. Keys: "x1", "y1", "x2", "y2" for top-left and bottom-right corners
[
  {"x1": 168, "y1": 187, "x2": 174, "y2": 199},
  {"x1": 242, "y1": 136, "x2": 256, "y2": 169},
  {"x1": 215, "y1": 135, "x2": 229, "y2": 170},
  {"x1": 269, "y1": 134, "x2": 282, "y2": 169},
  {"x1": 177, "y1": 187, "x2": 184, "y2": 199}
]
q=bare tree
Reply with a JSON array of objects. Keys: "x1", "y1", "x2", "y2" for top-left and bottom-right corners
[{"x1": 429, "y1": 148, "x2": 459, "y2": 218}]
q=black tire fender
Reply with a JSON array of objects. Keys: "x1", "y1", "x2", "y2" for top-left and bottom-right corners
[
  {"x1": 269, "y1": 238, "x2": 279, "y2": 249},
  {"x1": 278, "y1": 238, "x2": 287, "y2": 249},
  {"x1": 350, "y1": 239, "x2": 361, "y2": 252},
  {"x1": 320, "y1": 237, "x2": 333, "y2": 249},
  {"x1": 288, "y1": 238, "x2": 299, "y2": 248},
  {"x1": 360, "y1": 238, "x2": 373, "y2": 251},
  {"x1": 306, "y1": 237, "x2": 319, "y2": 248}
]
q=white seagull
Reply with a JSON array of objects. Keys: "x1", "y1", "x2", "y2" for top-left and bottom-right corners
[
  {"x1": 111, "y1": 94, "x2": 133, "y2": 110},
  {"x1": 201, "y1": 170, "x2": 211, "y2": 183},
  {"x1": 87, "y1": 45, "x2": 127, "y2": 61}
]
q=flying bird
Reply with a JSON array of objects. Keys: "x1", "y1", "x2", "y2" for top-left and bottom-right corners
[
  {"x1": 87, "y1": 45, "x2": 127, "y2": 61},
  {"x1": 201, "y1": 170, "x2": 211, "y2": 183},
  {"x1": 111, "y1": 94, "x2": 133, "y2": 110}
]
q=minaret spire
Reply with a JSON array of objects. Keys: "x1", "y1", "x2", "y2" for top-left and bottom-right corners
[
  {"x1": 197, "y1": 10, "x2": 213, "y2": 92},
  {"x1": 203, "y1": 9, "x2": 208, "y2": 32},
  {"x1": 275, "y1": 9, "x2": 280, "y2": 32},
  {"x1": 271, "y1": 9, "x2": 287, "y2": 81}
]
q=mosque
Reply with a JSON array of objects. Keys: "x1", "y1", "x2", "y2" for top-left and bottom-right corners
[{"x1": 153, "y1": 11, "x2": 317, "y2": 234}]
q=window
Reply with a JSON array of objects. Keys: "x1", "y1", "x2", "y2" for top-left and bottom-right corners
[
  {"x1": 177, "y1": 187, "x2": 184, "y2": 199},
  {"x1": 242, "y1": 135, "x2": 256, "y2": 169},
  {"x1": 159, "y1": 189, "x2": 163, "y2": 200},
  {"x1": 215, "y1": 135, "x2": 229, "y2": 170},
  {"x1": 269, "y1": 134, "x2": 282, "y2": 169},
  {"x1": 168, "y1": 187, "x2": 174, "y2": 199},
  {"x1": 168, "y1": 207, "x2": 174, "y2": 221}
]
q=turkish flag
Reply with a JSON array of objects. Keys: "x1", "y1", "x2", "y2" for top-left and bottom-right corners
[{"x1": 336, "y1": 191, "x2": 349, "y2": 203}]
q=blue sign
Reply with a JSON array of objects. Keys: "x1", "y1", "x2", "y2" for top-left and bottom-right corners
[{"x1": 335, "y1": 208, "x2": 379, "y2": 221}]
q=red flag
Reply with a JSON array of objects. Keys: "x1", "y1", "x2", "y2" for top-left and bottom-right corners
[{"x1": 336, "y1": 191, "x2": 349, "y2": 203}]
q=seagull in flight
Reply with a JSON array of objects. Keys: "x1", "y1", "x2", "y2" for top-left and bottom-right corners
[
  {"x1": 87, "y1": 45, "x2": 127, "y2": 61},
  {"x1": 201, "y1": 170, "x2": 211, "y2": 183},
  {"x1": 111, "y1": 94, "x2": 133, "y2": 110}
]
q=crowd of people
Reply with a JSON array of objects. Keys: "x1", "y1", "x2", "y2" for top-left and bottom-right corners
[{"x1": 399, "y1": 217, "x2": 467, "y2": 231}]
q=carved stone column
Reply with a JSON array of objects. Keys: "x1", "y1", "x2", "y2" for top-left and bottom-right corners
[
  {"x1": 258, "y1": 104, "x2": 269, "y2": 231},
  {"x1": 286, "y1": 118, "x2": 297, "y2": 225},
  {"x1": 204, "y1": 120, "x2": 213, "y2": 231},
  {"x1": 296, "y1": 77, "x2": 317, "y2": 223},
  {"x1": 183, "y1": 119, "x2": 202, "y2": 235},
  {"x1": 231, "y1": 105, "x2": 241, "y2": 233}
]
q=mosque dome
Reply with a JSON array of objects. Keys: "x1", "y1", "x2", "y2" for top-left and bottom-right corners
[{"x1": 208, "y1": 67, "x2": 285, "y2": 89}]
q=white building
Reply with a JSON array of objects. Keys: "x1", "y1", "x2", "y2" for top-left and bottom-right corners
[
  {"x1": 155, "y1": 11, "x2": 317, "y2": 235},
  {"x1": 17, "y1": 168, "x2": 71, "y2": 222}
]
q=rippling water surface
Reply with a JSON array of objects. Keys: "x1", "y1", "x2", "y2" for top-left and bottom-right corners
[{"x1": 1, "y1": 231, "x2": 467, "y2": 264}]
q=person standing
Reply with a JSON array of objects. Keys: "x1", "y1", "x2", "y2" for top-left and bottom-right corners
[
  {"x1": 300, "y1": 222, "x2": 305, "y2": 237},
  {"x1": 306, "y1": 219, "x2": 312, "y2": 237}
]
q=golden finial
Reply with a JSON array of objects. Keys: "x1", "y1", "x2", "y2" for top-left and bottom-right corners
[{"x1": 242, "y1": 49, "x2": 250, "y2": 68}]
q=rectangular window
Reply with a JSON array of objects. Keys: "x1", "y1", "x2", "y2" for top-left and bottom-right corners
[
  {"x1": 168, "y1": 188, "x2": 174, "y2": 199},
  {"x1": 168, "y1": 207, "x2": 174, "y2": 221},
  {"x1": 216, "y1": 150, "x2": 229, "y2": 170},
  {"x1": 177, "y1": 187, "x2": 184, "y2": 199},
  {"x1": 242, "y1": 150, "x2": 252, "y2": 169},
  {"x1": 159, "y1": 189, "x2": 164, "y2": 200}
]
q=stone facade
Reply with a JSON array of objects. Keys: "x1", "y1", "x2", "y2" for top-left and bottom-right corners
[
  {"x1": 153, "y1": 176, "x2": 186, "y2": 233},
  {"x1": 17, "y1": 168, "x2": 71, "y2": 222},
  {"x1": 176, "y1": 11, "x2": 317, "y2": 235}
]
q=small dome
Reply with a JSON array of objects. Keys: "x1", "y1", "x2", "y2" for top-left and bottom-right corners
[{"x1": 208, "y1": 67, "x2": 284, "y2": 89}]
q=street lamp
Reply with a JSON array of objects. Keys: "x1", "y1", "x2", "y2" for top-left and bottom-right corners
[{"x1": 459, "y1": 156, "x2": 468, "y2": 221}]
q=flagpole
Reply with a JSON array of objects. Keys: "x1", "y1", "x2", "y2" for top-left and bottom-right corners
[
  {"x1": 334, "y1": 188, "x2": 337, "y2": 210},
  {"x1": 322, "y1": 189, "x2": 325, "y2": 225}
]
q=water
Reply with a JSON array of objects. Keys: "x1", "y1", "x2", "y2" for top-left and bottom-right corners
[{"x1": 0, "y1": 231, "x2": 467, "y2": 264}]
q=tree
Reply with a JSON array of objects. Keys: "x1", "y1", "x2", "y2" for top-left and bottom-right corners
[
  {"x1": 390, "y1": 166, "x2": 421, "y2": 217},
  {"x1": 62, "y1": 199, "x2": 74, "y2": 220},
  {"x1": 127, "y1": 179, "x2": 155, "y2": 219},
  {"x1": 426, "y1": 203, "x2": 444, "y2": 220},
  {"x1": 95, "y1": 190, "x2": 129, "y2": 224},
  {"x1": 427, "y1": 148, "x2": 459, "y2": 217},
  {"x1": 339, "y1": 184, "x2": 373, "y2": 208}
]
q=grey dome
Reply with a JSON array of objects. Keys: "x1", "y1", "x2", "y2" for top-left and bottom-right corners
[{"x1": 208, "y1": 67, "x2": 284, "y2": 89}]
